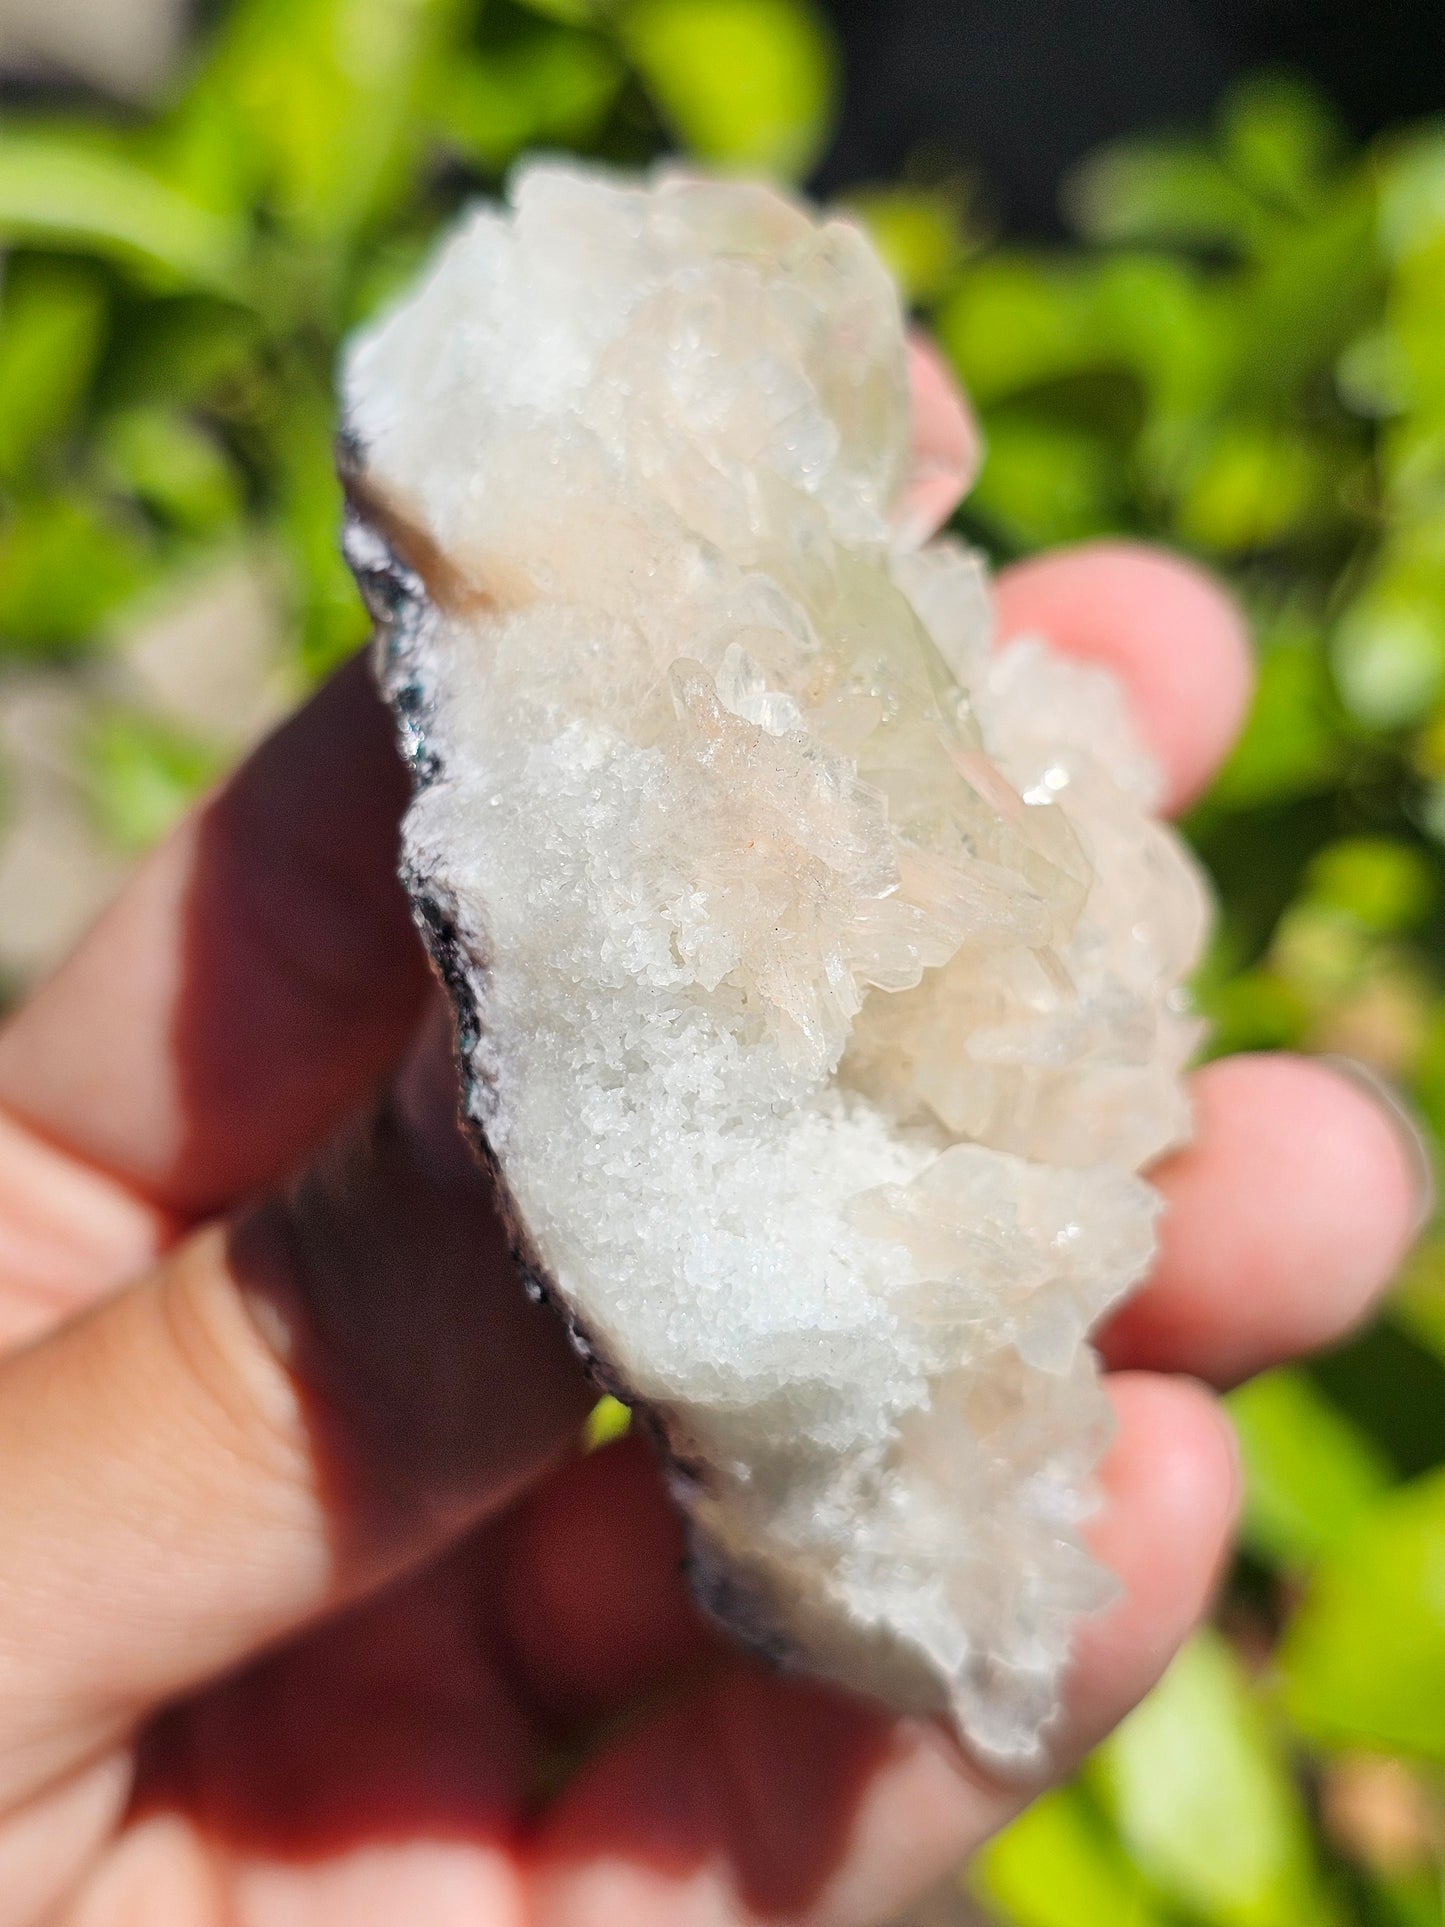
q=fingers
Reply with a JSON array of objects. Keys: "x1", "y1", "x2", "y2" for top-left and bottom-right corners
[
  {"x1": 0, "y1": 655, "x2": 431, "y2": 1219},
  {"x1": 0, "y1": 1106, "x2": 171, "y2": 1350},
  {"x1": 523, "y1": 1374, "x2": 1238, "y2": 1927},
  {"x1": 0, "y1": 1751, "x2": 133, "y2": 1927},
  {"x1": 1103, "y1": 1053, "x2": 1426, "y2": 1385},
  {"x1": 994, "y1": 541, "x2": 1253, "y2": 814},
  {"x1": 0, "y1": 1017, "x2": 590, "y2": 1813},
  {"x1": 498, "y1": 1433, "x2": 718, "y2": 1729}
]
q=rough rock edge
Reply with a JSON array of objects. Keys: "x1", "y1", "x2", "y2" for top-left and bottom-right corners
[{"x1": 339, "y1": 438, "x2": 816, "y2": 1684}]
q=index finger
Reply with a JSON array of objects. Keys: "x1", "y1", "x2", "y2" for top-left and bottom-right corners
[{"x1": 0, "y1": 657, "x2": 430, "y2": 1220}]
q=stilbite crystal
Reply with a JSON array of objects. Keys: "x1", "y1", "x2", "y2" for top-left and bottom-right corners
[{"x1": 340, "y1": 162, "x2": 1210, "y2": 1765}]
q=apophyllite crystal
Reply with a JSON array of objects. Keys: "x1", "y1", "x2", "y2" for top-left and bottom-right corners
[{"x1": 340, "y1": 162, "x2": 1210, "y2": 1765}]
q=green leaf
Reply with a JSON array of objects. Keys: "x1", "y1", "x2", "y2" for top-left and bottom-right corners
[
  {"x1": 1195, "y1": 968, "x2": 1311, "y2": 1057},
  {"x1": 1280, "y1": 1468, "x2": 1445, "y2": 1762},
  {"x1": 434, "y1": 35, "x2": 624, "y2": 174},
  {"x1": 1393, "y1": 1238, "x2": 1445, "y2": 1369},
  {"x1": 1382, "y1": 230, "x2": 1445, "y2": 442},
  {"x1": 1228, "y1": 1368, "x2": 1394, "y2": 1568},
  {"x1": 1379, "y1": 127, "x2": 1445, "y2": 263},
  {"x1": 942, "y1": 249, "x2": 1226, "y2": 461},
  {"x1": 198, "y1": 0, "x2": 455, "y2": 246},
  {"x1": 1371, "y1": 1867, "x2": 1445, "y2": 1927},
  {"x1": 99, "y1": 295, "x2": 263, "y2": 412},
  {"x1": 975, "y1": 1787, "x2": 1168, "y2": 1927},
  {"x1": 0, "y1": 494, "x2": 151, "y2": 653},
  {"x1": 84, "y1": 707, "x2": 223, "y2": 854},
  {"x1": 1337, "y1": 325, "x2": 1412, "y2": 419},
  {"x1": 1065, "y1": 141, "x2": 1267, "y2": 254},
  {"x1": 1305, "y1": 837, "x2": 1436, "y2": 934},
  {"x1": 513, "y1": 0, "x2": 602, "y2": 20},
  {"x1": 1237, "y1": 180, "x2": 1381, "y2": 406},
  {"x1": 1268, "y1": 898, "x2": 1374, "y2": 1004},
  {"x1": 1172, "y1": 424, "x2": 1326, "y2": 554},
  {"x1": 1221, "y1": 75, "x2": 1344, "y2": 215},
  {"x1": 1332, "y1": 575, "x2": 1445, "y2": 730},
  {"x1": 0, "y1": 134, "x2": 245, "y2": 292},
  {"x1": 1208, "y1": 619, "x2": 1345, "y2": 808},
  {"x1": 1088, "y1": 251, "x2": 1227, "y2": 432},
  {"x1": 938, "y1": 258, "x2": 1094, "y2": 404},
  {"x1": 0, "y1": 258, "x2": 107, "y2": 480},
  {"x1": 1310, "y1": 1319, "x2": 1445, "y2": 1484},
  {"x1": 345, "y1": 231, "x2": 443, "y2": 333},
  {"x1": 1093, "y1": 1630, "x2": 1331, "y2": 1927},
  {"x1": 968, "y1": 413, "x2": 1121, "y2": 550},
  {"x1": 624, "y1": 0, "x2": 836, "y2": 179},
  {"x1": 268, "y1": 382, "x2": 369, "y2": 679},
  {"x1": 584, "y1": 1395, "x2": 631, "y2": 1448},
  {"x1": 100, "y1": 407, "x2": 244, "y2": 535}
]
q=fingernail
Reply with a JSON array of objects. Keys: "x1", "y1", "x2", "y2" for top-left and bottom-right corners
[{"x1": 1319, "y1": 1054, "x2": 1437, "y2": 1239}]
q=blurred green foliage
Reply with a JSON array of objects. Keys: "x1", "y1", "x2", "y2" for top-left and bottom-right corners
[{"x1": 0, "y1": 3, "x2": 1441, "y2": 1920}]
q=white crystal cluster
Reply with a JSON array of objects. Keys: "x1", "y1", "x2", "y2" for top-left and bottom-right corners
[{"x1": 342, "y1": 162, "x2": 1210, "y2": 1764}]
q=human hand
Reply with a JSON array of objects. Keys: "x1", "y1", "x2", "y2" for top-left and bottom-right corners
[{"x1": 0, "y1": 347, "x2": 1424, "y2": 1927}]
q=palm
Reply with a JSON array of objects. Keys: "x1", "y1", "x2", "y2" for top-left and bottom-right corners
[
  {"x1": 0, "y1": 348, "x2": 1419, "y2": 1927},
  {"x1": 128, "y1": 1523, "x2": 561, "y2": 1922}
]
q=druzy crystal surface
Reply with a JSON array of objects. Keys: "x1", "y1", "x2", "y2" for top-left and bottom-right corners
[{"x1": 341, "y1": 162, "x2": 1210, "y2": 1764}]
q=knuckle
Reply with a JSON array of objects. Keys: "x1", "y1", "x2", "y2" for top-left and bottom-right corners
[
  {"x1": 224, "y1": 1095, "x2": 586, "y2": 1523},
  {"x1": 156, "y1": 1223, "x2": 312, "y2": 1497}
]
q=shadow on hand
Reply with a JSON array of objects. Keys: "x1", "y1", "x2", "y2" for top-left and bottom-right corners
[{"x1": 144, "y1": 653, "x2": 903, "y2": 1916}]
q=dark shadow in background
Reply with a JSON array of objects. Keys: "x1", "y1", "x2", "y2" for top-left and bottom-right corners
[
  {"x1": 814, "y1": 0, "x2": 1445, "y2": 231},
  {"x1": 4, "y1": 2, "x2": 1441, "y2": 235}
]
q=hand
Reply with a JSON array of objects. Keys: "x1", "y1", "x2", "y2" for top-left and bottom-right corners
[{"x1": 0, "y1": 348, "x2": 1423, "y2": 1927}]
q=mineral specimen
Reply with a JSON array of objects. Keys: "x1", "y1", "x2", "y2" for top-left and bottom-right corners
[{"x1": 340, "y1": 162, "x2": 1210, "y2": 1765}]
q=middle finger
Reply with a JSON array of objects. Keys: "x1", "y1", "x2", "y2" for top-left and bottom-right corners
[{"x1": 1101, "y1": 1050, "x2": 1426, "y2": 1385}]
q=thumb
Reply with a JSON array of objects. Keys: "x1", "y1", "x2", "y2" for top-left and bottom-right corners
[{"x1": 0, "y1": 1004, "x2": 590, "y2": 1811}]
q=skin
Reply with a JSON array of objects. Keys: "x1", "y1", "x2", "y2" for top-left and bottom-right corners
[{"x1": 0, "y1": 348, "x2": 1425, "y2": 1927}]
